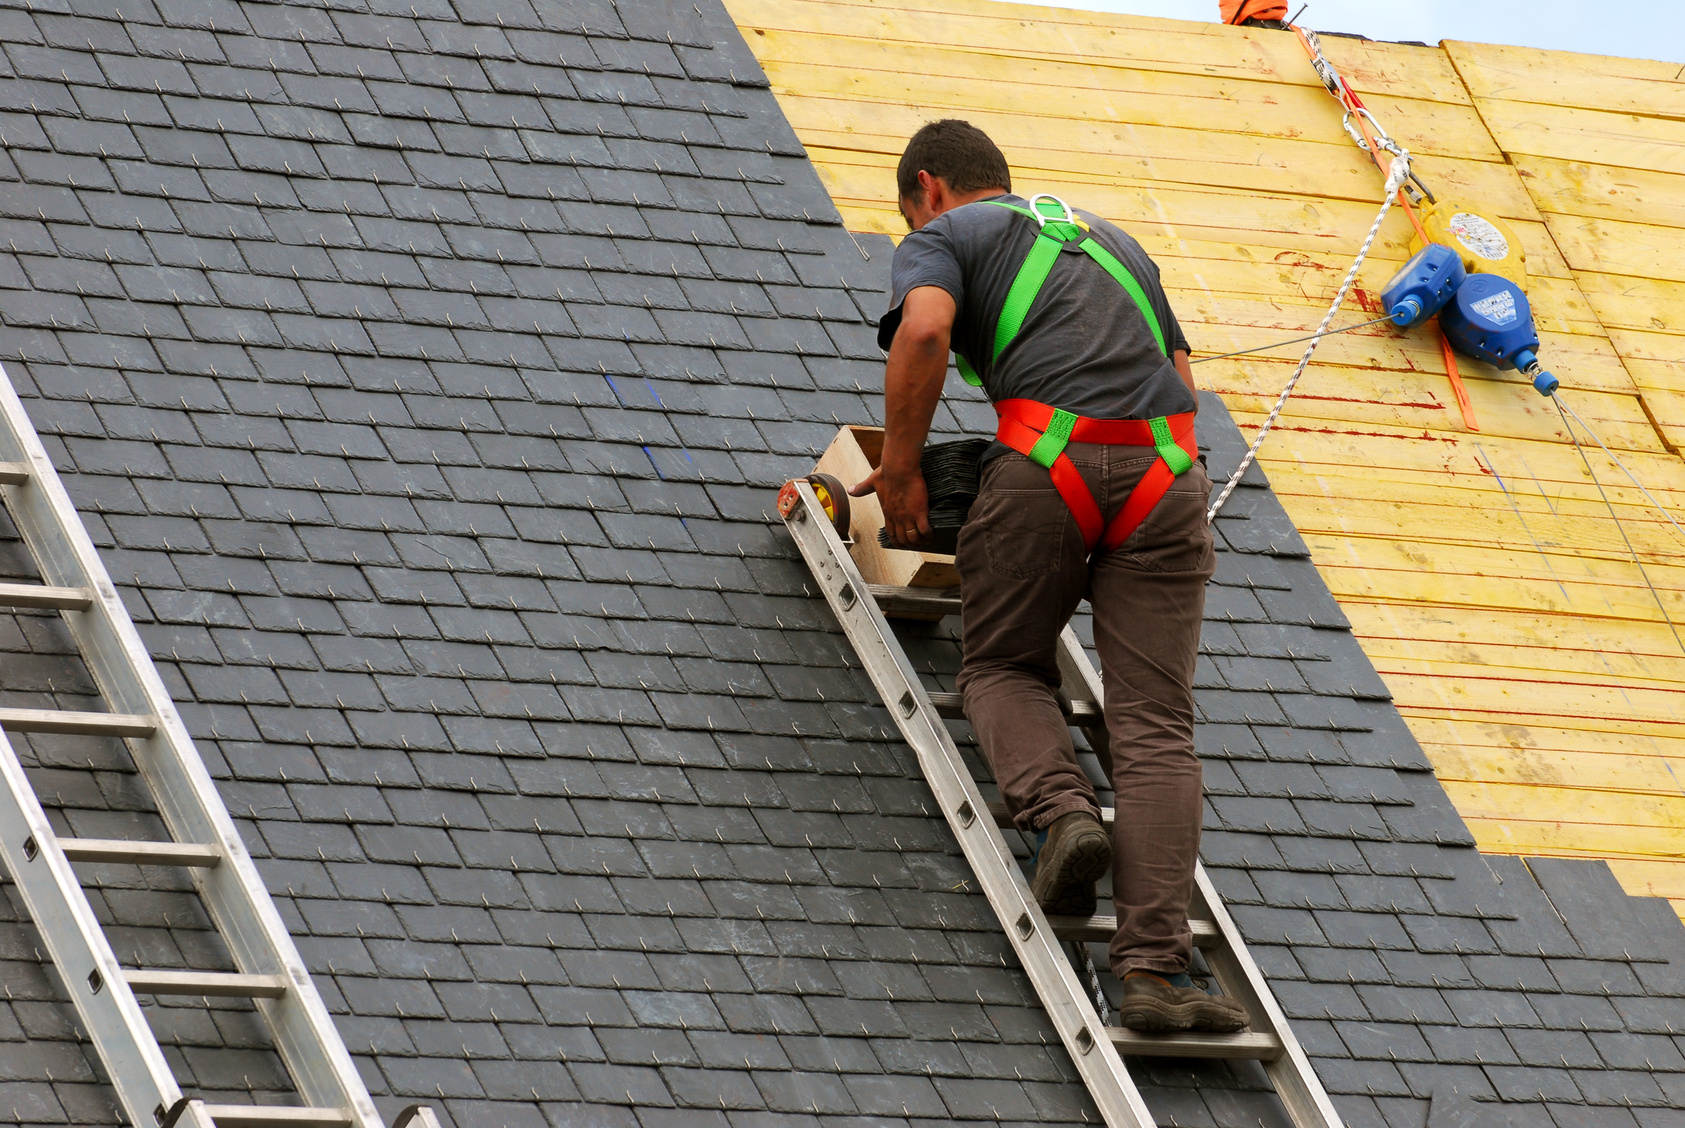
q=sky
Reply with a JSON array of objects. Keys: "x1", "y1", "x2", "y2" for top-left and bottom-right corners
[{"x1": 1009, "y1": 0, "x2": 1685, "y2": 65}]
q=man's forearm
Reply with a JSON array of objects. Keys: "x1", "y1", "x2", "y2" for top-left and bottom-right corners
[{"x1": 881, "y1": 326, "x2": 951, "y2": 475}]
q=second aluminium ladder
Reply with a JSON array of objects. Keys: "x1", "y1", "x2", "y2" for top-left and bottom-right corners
[
  {"x1": 0, "y1": 364, "x2": 440, "y2": 1128},
  {"x1": 779, "y1": 479, "x2": 1343, "y2": 1128}
]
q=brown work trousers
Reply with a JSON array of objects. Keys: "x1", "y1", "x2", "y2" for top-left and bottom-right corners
[{"x1": 955, "y1": 441, "x2": 1215, "y2": 977}]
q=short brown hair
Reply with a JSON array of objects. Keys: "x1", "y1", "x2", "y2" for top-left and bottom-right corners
[{"x1": 896, "y1": 120, "x2": 1011, "y2": 201}]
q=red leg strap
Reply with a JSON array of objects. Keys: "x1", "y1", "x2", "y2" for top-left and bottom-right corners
[
  {"x1": 995, "y1": 409, "x2": 1105, "y2": 551},
  {"x1": 1047, "y1": 453, "x2": 1104, "y2": 552},
  {"x1": 1098, "y1": 426, "x2": 1199, "y2": 554}
]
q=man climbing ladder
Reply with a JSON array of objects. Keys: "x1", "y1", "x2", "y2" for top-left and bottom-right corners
[{"x1": 851, "y1": 120, "x2": 1245, "y2": 1034}]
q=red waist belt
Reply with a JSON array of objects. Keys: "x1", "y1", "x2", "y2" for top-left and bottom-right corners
[{"x1": 994, "y1": 399, "x2": 1198, "y2": 556}]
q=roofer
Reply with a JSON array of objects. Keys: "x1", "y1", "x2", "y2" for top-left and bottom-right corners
[{"x1": 852, "y1": 120, "x2": 1245, "y2": 1034}]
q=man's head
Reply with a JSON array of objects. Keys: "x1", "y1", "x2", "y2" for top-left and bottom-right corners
[{"x1": 896, "y1": 120, "x2": 1011, "y2": 231}]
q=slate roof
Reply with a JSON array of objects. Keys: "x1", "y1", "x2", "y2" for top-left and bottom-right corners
[{"x1": 0, "y1": 2, "x2": 1680, "y2": 1128}]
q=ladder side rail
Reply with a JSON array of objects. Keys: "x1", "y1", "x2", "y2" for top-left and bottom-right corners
[
  {"x1": 783, "y1": 483, "x2": 1155, "y2": 1128},
  {"x1": 1057, "y1": 625, "x2": 1344, "y2": 1128},
  {"x1": 1054, "y1": 628, "x2": 1113, "y2": 780},
  {"x1": 0, "y1": 730, "x2": 219, "y2": 1128},
  {"x1": 1193, "y1": 868, "x2": 1345, "y2": 1128},
  {"x1": 1056, "y1": 627, "x2": 1103, "y2": 707},
  {"x1": 0, "y1": 369, "x2": 382, "y2": 1128}
]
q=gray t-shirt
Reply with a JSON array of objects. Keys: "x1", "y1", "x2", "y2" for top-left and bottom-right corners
[{"x1": 878, "y1": 194, "x2": 1195, "y2": 439}]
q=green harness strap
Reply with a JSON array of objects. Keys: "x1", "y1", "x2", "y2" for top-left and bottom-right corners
[
  {"x1": 953, "y1": 198, "x2": 1168, "y2": 387},
  {"x1": 952, "y1": 196, "x2": 1188, "y2": 476}
]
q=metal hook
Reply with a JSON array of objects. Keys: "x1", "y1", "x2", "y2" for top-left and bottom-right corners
[{"x1": 1027, "y1": 193, "x2": 1075, "y2": 230}]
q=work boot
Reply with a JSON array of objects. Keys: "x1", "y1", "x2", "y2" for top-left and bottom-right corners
[
  {"x1": 1119, "y1": 970, "x2": 1249, "y2": 1033},
  {"x1": 1029, "y1": 810, "x2": 1110, "y2": 917}
]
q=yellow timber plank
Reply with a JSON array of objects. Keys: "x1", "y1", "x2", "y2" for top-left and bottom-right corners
[
  {"x1": 1510, "y1": 156, "x2": 1685, "y2": 232},
  {"x1": 1574, "y1": 272, "x2": 1685, "y2": 334},
  {"x1": 1470, "y1": 98, "x2": 1685, "y2": 176},
  {"x1": 1265, "y1": 429, "x2": 1685, "y2": 504},
  {"x1": 1296, "y1": 533, "x2": 1685, "y2": 624},
  {"x1": 1346, "y1": 605, "x2": 1685, "y2": 680},
  {"x1": 1290, "y1": 489, "x2": 1685, "y2": 570},
  {"x1": 1197, "y1": 334, "x2": 1631, "y2": 400},
  {"x1": 1212, "y1": 357, "x2": 1640, "y2": 436},
  {"x1": 1160, "y1": 264, "x2": 1602, "y2": 333},
  {"x1": 815, "y1": 158, "x2": 1575, "y2": 278},
  {"x1": 1444, "y1": 790, "x2": 1685, "y2": 862},
  {"x1": 1254, "y1": 418, "x2": 1685, "y2": 488},
  {"x1": 1437, "y1": 779, "x2": 1685, "y2": 839},
  {"x1": 1431, "y1": 744, "x2": 1685, "y2": 805},
  {"x1": 752, "y1": 43, "x2": 1504, "y2": 162},
  {"x1": 1599, "y1": 335, "x2": 1685, "y2": 448},
  {"x1": 1404, "y1": 714, "x2": 1685, "y2": 763},
  {"x1": 1228, "y1": 381, "x2": 1660, "y2": 453},
  {"x1": 1544, "y1": 214, "x2": 1685, "y2": 285},
  {"x1": 1606, "y1": 328, "x2": 1685, "y2": 370},
  {"x1": 795, "y1": 113, "x2": 1540, "y2": 215},
  {"x1": 727, "y1": 0, "x2": 1473, "y2": 104},
  {"x1": 1595, "y1": 332, "x2": 1685, "y2": 446},
  {"x1": 1447, "y1": 40, "x2": 1685, "y2": 119},
  {"x1": 1272, "y1": 473, "x2": 1685, "y2": 563},
  {"x1": 1606, "y1": 860, "x2": 1685, "y2": 908},
  {"x1": 1177, "y1": 288, "x2": 1627, "y2": 388},
  {"x1": 1375, "y1": 663, "x2": 1685, "y2": 730}
]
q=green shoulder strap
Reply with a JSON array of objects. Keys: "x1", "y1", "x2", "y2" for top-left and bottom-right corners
[{"x1": 952, "y1": 197, "x2": 1167, "y2": 387}]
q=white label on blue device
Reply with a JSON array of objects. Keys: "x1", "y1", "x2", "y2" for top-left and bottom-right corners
[{"x1": 1469, "y1": 288, "x2": 1518, "y2": 326}]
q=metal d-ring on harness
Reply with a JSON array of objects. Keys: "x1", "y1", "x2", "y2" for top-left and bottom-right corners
[{"x1": 953, "y1": 194, "x2": 1199, "y2": 556}]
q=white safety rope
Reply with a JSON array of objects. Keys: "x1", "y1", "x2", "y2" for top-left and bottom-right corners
[{"x1": 1207, "y1": 153, "x2": 1412, "y2": 522}]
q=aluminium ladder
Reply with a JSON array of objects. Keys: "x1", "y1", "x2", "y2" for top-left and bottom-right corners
[
  {"x1": 0, "y1": 368, "x2": 440, "y2": 1128},
  {"x1": 780, "y1": 479, "x2": 1344, "y2": 1128}
]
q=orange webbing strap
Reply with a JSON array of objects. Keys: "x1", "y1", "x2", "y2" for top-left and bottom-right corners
[
  {"x1": 1288, "y1": 23, "x2": 1433, "y2": 247},
  {"x1": 1438, "y1": 321, "x2": 1479, "y2": 432},
  {"x1": 1220, "y1": 0, "x2": 1287, "y2": 22}
]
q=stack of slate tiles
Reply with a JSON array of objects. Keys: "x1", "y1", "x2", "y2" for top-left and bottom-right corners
[{"x1": 0, "y1": 2, "x2": 1677, "y2": 1128}]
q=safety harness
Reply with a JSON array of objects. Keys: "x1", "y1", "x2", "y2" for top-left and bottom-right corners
[{"x1": 955, "y1": 195, "x2": 1197, "y2": 557}]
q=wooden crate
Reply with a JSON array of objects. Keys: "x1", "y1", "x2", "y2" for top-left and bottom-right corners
[{"x1": 813, "y1": 425, "x2": 960, "y2": 589}]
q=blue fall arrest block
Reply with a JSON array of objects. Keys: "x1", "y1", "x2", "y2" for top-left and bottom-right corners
[
  {"x1": 1380, "y1": 243, "x2": 1464, "y2": 329},
  {"x1": 1438, "y1": 273, "x2": 1559, "y2": 396}
]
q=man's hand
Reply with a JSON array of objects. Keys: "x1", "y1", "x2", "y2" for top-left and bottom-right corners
[
  {"x1": 851, "y1": 463, "x2": 931, "y2": 548},
  {"x1": 850, "y1": 285, "x2": 956, "y2": 550}
]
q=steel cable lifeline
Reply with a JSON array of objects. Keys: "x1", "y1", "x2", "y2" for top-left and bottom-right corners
[
  {"x1": 1206, "y1": 152, "x2": 1411, "y2": 522},
  {"x1": 1552, "y1": 394, "x2": 1685, "y2": 654}
]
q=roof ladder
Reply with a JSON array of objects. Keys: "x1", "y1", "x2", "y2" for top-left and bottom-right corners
[
  {"x1": 0, "y1": 369, "x2": 441, "y2": 1128},
  {"x1": 780, "y1": 481, "x2": 1344, "y2": 1128}
]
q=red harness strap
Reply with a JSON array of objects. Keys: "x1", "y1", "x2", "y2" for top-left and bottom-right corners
[{"x1": 994, "y1": 399, "x2": 1198, "y2": 557}]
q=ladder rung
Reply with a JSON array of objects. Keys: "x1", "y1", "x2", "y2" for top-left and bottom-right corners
[
  {"x1": 990, "y1": 800, "x2": 1115, "y2": 827},
  {"x1": 202, "y1": 1107, "x2": 352, "y2": 1127},
  {"x1": 0, "y1": 581, "x2": 91, "y2": 610},
  {"x1": 0, "y1": 461, "x2": 27, "y2": 485},
  {"x1": 929, "y1": 691, "x2": 1102, "y2": 725},
  {"x1": 0, "y1": 708, "x2": 155, "y2": 737},
  {"x1": 59, "y1": 838, "x2": 220, "y2": 867},
  {"x1": 1109, "y1": 1027, "x2": 1283, "y2": 1060},
  {"x1": 1048, "y1": 915, "x2": 1220, "y2": 948},
  {"x1": 123, "y1": 970, "x2": 288, "y2": 998},
  {"x1": 868, "y1": 583, "x2": 960, "y2": 618}
]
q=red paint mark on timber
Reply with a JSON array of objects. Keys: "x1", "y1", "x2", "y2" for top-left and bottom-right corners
[{"x1": 1350, "y1": 286, "x2": 1382, "y2": 315}]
